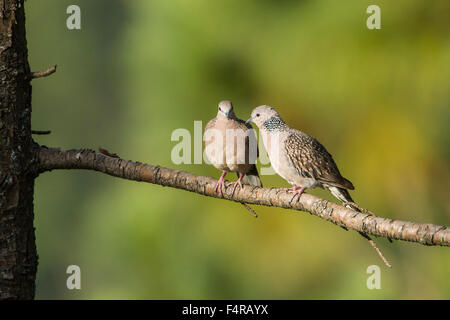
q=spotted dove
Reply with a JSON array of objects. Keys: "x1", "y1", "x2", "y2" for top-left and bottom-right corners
[
  {"x1": 247, "y1": 106, "x2": 394, "y2": 266},
  {"x1": 247, "y1": 105, "x2": 354, "y2": 204}
]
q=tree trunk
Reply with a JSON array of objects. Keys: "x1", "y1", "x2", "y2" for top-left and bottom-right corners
[{"x1": 0, "y1": 0, "x2": 37, "y2": 299}]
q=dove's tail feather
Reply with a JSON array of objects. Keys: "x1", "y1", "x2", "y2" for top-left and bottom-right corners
[
  {"x1": 240, "y1": 165, "x2": 262, "y2": 187},
  {"x1": 327, "y1": 186, "x2": 358, "y2": 209},
  {"x1": 242, "y1": 174, "x2": 262, "y2": 187}
]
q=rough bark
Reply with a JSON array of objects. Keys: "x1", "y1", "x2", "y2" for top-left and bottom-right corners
[
  {"x1": 0, "y1": 0, "x2": 38, "y2": 299},
  {"x1": 38, "y1": 147, "x2": 449, "y2": 247}
]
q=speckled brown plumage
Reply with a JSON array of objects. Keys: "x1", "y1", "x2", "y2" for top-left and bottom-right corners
[{"x1": 284, "y1": 132, "x2": 354, "y2": 190}]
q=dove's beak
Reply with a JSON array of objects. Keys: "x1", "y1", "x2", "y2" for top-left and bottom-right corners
[{"x1": 245, "y1": 117, "x2": 253, "y2": 124}]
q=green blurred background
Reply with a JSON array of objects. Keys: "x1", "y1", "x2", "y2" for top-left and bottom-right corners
[{"x1": 26, "y1": 0, "x2": 449, "y2": 299}]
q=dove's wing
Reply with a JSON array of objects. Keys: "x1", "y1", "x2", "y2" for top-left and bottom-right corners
[{"x1": 284, "y1": 131, "x2": 354, "y2": 190}]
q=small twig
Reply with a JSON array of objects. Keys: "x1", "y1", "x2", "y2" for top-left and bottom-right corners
[
  {"x1": 31, "y1": 130, "x2": 51, "y2": 135},
  {"x1": 346, "y1": 201, "x2": 375, "y2": 216},
  {"x1": 359, "y1": 232, "x2": 392, "y2": 268},
  {"x1": 98, "y1": 147, "x2": 120, "y2": 158},
  {"x1": 345, "y1": 202, "x2": 392, "y2": 267},
  {"x1": 240, "y1": 203, "x2": 258, "y2": 218},
  {"x1": 31, "y1": 65, "x2": 57, "y2": 79}
]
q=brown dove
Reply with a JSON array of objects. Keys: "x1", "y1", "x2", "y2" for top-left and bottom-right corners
[{"x1": 204, "y1": 100, "x2": 262, "y2": 196}]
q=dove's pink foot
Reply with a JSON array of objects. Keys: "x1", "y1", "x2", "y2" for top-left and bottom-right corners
[
  {"x1": 279, "y1": 185, "x2": 306, "y2": 199},
  {"x1": 231, "y1": 173, "x2": 244, "y2": 196},
  {"x1": 215, "y1": 171, "x2": 227, "y2": 197}
]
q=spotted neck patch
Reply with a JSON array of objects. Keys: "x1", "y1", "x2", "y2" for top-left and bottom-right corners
[{"x1": 263, "y1": 116, "x2": 287, "y2": 131}]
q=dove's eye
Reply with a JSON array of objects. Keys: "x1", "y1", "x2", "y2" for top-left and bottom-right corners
[
  {"x1": 256, "y1": 113, "x2": 260, "y2": 117},
  {"x1": 219, "y1": 107, "x2": 222, "y2": 112}
]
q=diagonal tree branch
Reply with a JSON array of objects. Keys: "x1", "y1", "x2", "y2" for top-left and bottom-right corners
[{"x1": 37, "y1": 146, "x2": 450, "y2": 247}]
